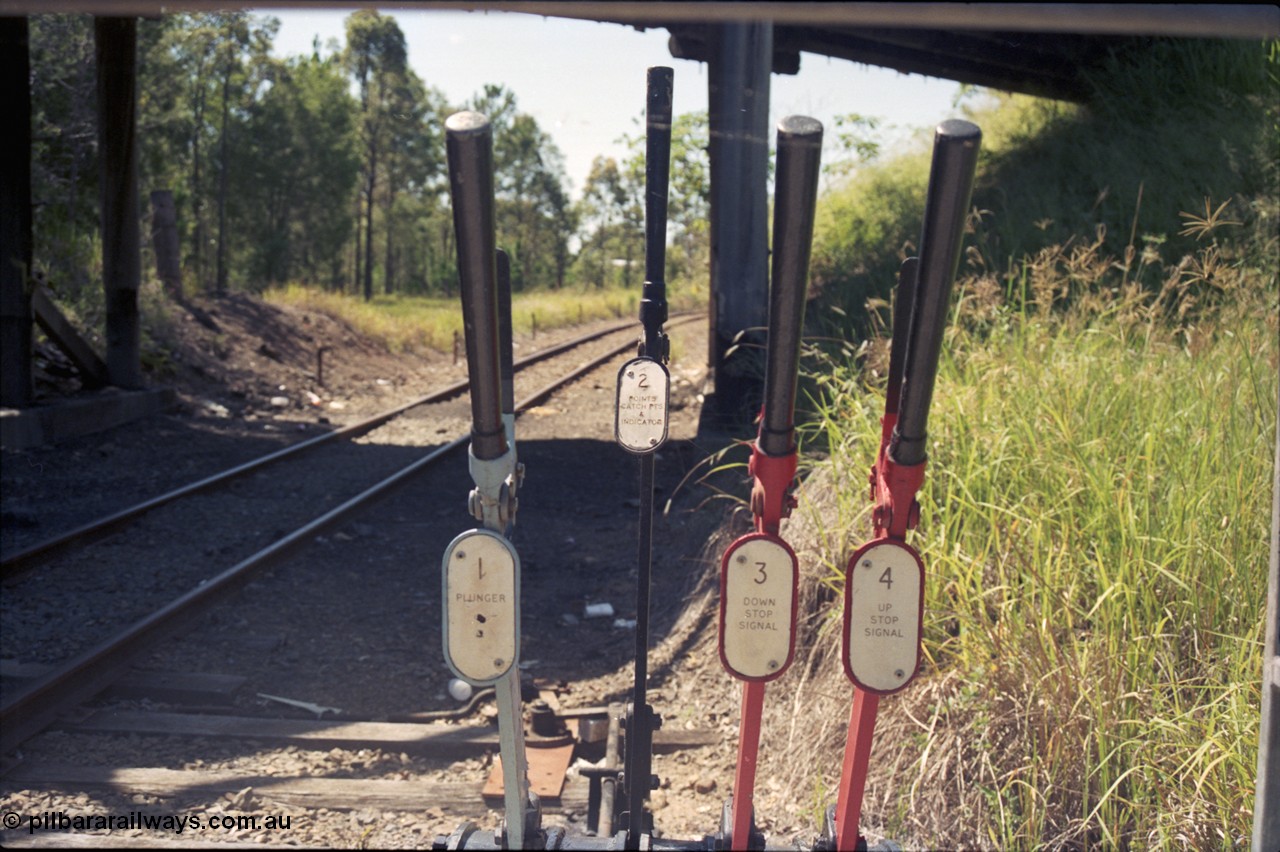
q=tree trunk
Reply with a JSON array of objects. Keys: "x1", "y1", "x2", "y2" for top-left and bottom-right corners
[
  {"x1": 363, "y1": 144, "x2": 376, "y2": 301},
  {"x1": 439, "y1": 221, "x2": 453, "y2": 296},
  {"x1": 189, "y1": 53, "x2": 208, "y2": 293},
  {"x1": 595, "y1": 227, "x2": 607, "y2": 289},
  {"x1": 384, "y1": 183, "x2": 396, "y2": 295},
  {"x1": 150, "y1": 190, "x2": 183, "y2": 300},
  {"x1": 352, "y1": 194, "x2": 361, "y2": 294},
  {"x1": 214, "y1": 59, "x2": 232, "y2": 295}
]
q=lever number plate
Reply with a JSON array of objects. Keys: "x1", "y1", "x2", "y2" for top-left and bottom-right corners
[
  {"x1": 718, "y1": 533, "x2": 798, "y2": 681},
  {"x1": 842, "y1": 538, "x2": 924, "y2": 694},
  {"x1": 615, "y1": 356, "x2": 669, "y2": 454},
  {"x1": 442, "y1": 529, "x2": 519, "y2": 684}
]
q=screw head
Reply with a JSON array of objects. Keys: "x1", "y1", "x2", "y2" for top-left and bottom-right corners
[
  {"x1": 862, "y1": 560, "x2": 873, "y2": 569},
  {"x1": 494, "y1": 659, "x2": 505, "y2": 669},
  {"x1": 736, "y1": 554, "x2": 747, "y2": 564},
  {"x1": 768, "y1": 660, "x2": 779, "y2": 670},
  {"x1": 456, "y1": 550, "x2": 466, "y2": 559},
  {"x1": 894, "y1": 669, "x2": 905, "y2": 679}
]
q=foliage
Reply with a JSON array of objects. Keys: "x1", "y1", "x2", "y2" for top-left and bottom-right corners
[
  {"x1": 810, "y1": 38, "x2": 1277, "y2": 340},
  {"x1": 665, "y1": 111, "x2": 712, "y2": 297},
  {"x1": 464, "y1": 84, "x2": 575, "y2": 292},
  {"x1": 574, "y1": 155, "x2": 641, "y2": 289},
  {"x1": 788, "y1": 39, "x2": 1279, "y2": 846},
  {"x1": 28, "y1": 12, "x2": 582, "y2": 309},
  {"x1": 233, "y1": 51, "x2": 360, "y2": 289},
  {"x1": 800, "y1": 217, "x2": 1276, "y2": 845},
  {"x1": 610, "y1": 110, "x2": 711, "y2": 299},
  {"x1": 824, "y1": 112, "x2": 883, "y2": 178},
  {"x1": 28, "y1": 15, "x2": 99, "y2": 307}
]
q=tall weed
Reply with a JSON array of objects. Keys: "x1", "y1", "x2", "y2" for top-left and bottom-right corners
[{"x1": 789, "y1": 215, "x2": 1277, "y2": 846}]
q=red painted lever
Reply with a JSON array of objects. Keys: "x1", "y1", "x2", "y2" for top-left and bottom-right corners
[{"x1": 832, "y1": 119, "x2": 981, "y2": 852}]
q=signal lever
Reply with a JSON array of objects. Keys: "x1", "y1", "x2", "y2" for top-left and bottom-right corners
[
  {"x1": 440, "y1": 111, "x2": 539, "y2": 851},
  {"x1": 612, "y1": 66, "x2": 674, "y2": 851},
  {"x1": 714, "y1": 116, "x2": 823, "y2": 851},
  {"x1": 819, "y1": 119, "x2": 981, "y2": 852}
]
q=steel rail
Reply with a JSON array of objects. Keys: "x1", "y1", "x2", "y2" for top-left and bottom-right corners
[
  {"x1": 0, "y1": 316, "x2": 696, "y2": 756},
  {"x1": 0, "y1": 315, "x2": 669, "y2": 579}
]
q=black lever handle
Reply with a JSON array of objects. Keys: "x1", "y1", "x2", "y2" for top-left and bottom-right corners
[
  {"x1": 446, "y1": 111, "x2": 507, "y2": 461},
  {"x1": 640, "y1": 66, "x2": 673, "y2": 358},
  {"x1": 496, "y1": 249, "x2": 514, "y2": 417},
  {"x1": 890, "y1": 119, "x2": 981, "y2": 467},
  {"x1": 884, "y1": 258, "x2": 919, "y2": 419},
  {"x1": 759, "y1": 115, "x2": 823, "y2": 458}
]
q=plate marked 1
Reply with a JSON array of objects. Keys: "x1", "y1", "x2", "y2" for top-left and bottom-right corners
[{"x1": 442, "y1": 529, "x2": 519, "y2": 684}]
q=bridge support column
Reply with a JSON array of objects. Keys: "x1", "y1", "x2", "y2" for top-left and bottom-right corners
[
  {"x1": 96, "y1": 16, "x2": 143, "y2": 389},
  {"x1": 706, "y1": 21, "x2": 772, "y2": 421},
  {"x1": 1, "y1": 17, "x2": 33, "y2": 408}
]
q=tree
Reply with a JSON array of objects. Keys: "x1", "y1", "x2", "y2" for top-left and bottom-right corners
[
  {"x1": 466, "y1": 85, "x2": 572, "y2": 290},
  {"x1": 616, "y1": 110, "x2": 710, "y2": 288},
  {"x1": 344, "y1": 10, "x2": 407, "y2": 301},
  {"x1": 234, "y1": 51, "x2": 359, "y2": 287},
  {"x1": 139, "y1": 12, "x2": 275, "y2": 294},
  {"x1": 212, "y1": 12, "x2": 275, "y2": 293},
  {"x1": 378, "y1": 71, "x2": 443, "y2": 295},
  {"x1": 28, "y1": 15, "x2": 98, "y2": 299},
  {"x1": 576, "y1": 156, "x2": 638, "y2": 288},
  {"x1": 665, "y1": 111, "x2": 711, "y2": 287}
]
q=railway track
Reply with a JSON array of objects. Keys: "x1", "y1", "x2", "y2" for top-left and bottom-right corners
[
  {"x1": 1, "y1": 315, "x2": 691, "y2": 579},
  {"x1": 0, "y1": 314, "x2": 701, "y2": 756}
]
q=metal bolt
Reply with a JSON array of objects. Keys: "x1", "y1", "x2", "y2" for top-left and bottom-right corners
[
  {"x1": 894, "y1": 669, "x2": 905, "y2": 679},
  {"x1": 627, "y1": 371, "x2": 634, "y2": 379},
  {"x1": 768, "y1": 660, "x2": 779, "y2": 670},
  {"x1": 737, "y1": 555, "x2": 747, "y2": 564},
  {"x1": 649, "y1": 438, "x2": 658, "y2": 445},
  {"x1": 494, "y1": 659, "x2": 505, "y2": 669},
  {"x1": 456, "y1": 551, "x2": 466, "y2": 560},
  {"x1": 862, "y1": 560, "x2": 873, "y2": 569}
]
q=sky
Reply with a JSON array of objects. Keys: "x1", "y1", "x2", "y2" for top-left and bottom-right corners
[{"x1": 262, "y1": 8, "x2": 968, "y2": 199}]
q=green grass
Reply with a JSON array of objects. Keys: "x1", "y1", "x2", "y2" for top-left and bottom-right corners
[
  {"x1": 263, "y1": 284, "x2": 679, "y2": 353},
  {"x1": 790, "y1": 38, "x2": 1278, "y2": 845},
  {"x1": 798, "y1": 215, "x2": 1276, "y2": 847}
]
